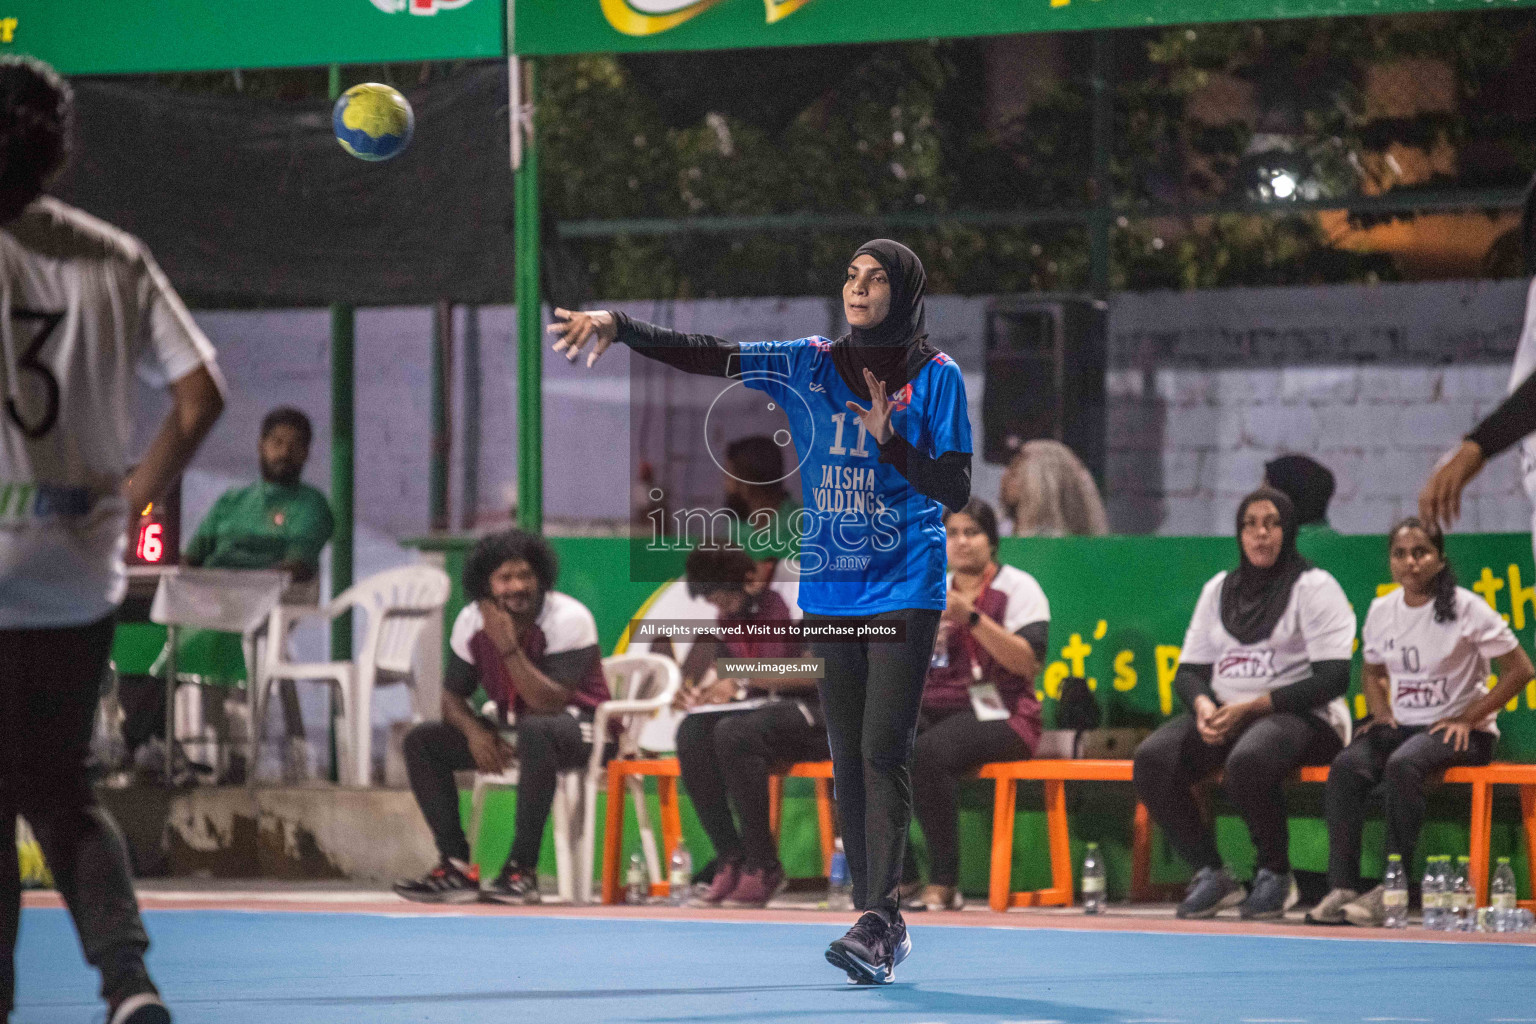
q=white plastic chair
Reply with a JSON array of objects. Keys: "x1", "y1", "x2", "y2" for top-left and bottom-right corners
[
  {"x1": 468, "y1": 652, "x2": 680, "y2": 903},
  {"x1": 253, "y1": 565, "x2": 451, "y2": 786}
]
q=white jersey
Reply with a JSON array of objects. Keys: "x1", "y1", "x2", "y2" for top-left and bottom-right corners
[
  {"x1": 1181, "y1": 567, "x2": 1357, "y2": 741},
  {"x1": 1362, "y1": 586, "x2": 1520, "y2": 735},
  {"x1": 946, "y1": 563, "x2": 1050, "y2": 633},
  {"x1": 449, "y1": 591, "x2": 600, "y2": 665},
  {"x1": 0, "y1": 197, "x2": 217, "y2": 628}
]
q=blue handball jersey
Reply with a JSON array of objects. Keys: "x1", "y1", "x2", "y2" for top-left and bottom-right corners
[{"x1": 737, "y1": 337, "x2": 971, "y2": 617}]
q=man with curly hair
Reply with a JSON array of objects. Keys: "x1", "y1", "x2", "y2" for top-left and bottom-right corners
[{"x1": 394, "y1": 529, "x2": 610, "y2": 904}]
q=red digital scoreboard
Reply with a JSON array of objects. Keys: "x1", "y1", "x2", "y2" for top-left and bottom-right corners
[{"x1": 127, "y1": 475, "x2": 181, "y2": 567}]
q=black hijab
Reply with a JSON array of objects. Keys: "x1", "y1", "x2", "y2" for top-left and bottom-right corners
[
  {"x1": 830, "y1": 239, "x2": 937, "y2": 401},
  {"x1": 1263, "y1": 454, "x2": 1335, "y2": 527},
  {"x1": 1220, "y1": 486, "x2": 1312, "y2": 645}
]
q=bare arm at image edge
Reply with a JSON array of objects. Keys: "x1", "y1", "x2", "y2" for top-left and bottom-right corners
[{"x1": 122, "y1": 364, "x2": 224, "y2": 513}]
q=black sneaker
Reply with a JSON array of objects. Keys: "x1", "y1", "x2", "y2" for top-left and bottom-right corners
[
  {"x1": 1238, "y1": 868, "x2": 1297, "y2": 920},
  {"x1": 1176, "y1": 866, "x2": 1246, "y2": 919},
  {"x1": 393, "y1": 859, "x2": 481, "y2": 904},
  {"x1": 483, "y1": 866, "x2": 542, "y2": 905},
  {"x1": 108, "y1": 991, "x2": 171, "y2": 1024},
  {"x1": 826, "y1": 912, "x2": 901, "y2": 985}
]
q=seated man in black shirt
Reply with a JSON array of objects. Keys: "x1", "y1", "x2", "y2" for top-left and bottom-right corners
[{"x1": 394, "y1": 530, "x2": 610, "y2": 904}]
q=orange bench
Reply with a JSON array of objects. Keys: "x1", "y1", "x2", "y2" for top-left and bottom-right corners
[
  {"x1": 601, "y1": 756, "x2": 1536, "y2": 911},
  {"x1": 601, "y1": 758, "x2": 835, "y2": 904}
]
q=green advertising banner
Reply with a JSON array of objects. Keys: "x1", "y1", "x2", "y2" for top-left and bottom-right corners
[
  {"x1": 512, "y1": 0, "x2": 1536, "y2": 55},
  {"x1": 0, "y1": 0, "x2": 504, "y2": 75},
  {"x1": 403, "y1": 530, "x2": 1536, "y2": 760}
]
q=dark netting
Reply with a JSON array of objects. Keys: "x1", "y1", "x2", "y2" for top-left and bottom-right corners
[{"x1": 53, "y1": 62, "x2": 528, "y2": 307}]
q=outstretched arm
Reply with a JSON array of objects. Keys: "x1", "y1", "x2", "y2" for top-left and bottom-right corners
[{"x1": 549, "y1": 307, "x2": 738, "y2": 378}]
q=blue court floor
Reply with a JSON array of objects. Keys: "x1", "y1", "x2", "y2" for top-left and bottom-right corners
[{"x1": 13, "y1": 907, "x2": 1536, "y2": 1024}]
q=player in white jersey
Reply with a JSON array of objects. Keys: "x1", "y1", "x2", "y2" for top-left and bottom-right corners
[
  {"x1": 0, "y1": 57, "x2": 224, "y2": 1024},
  {"x1": 1310, "y1": 518, "x2": 1534, "y2": 927}
]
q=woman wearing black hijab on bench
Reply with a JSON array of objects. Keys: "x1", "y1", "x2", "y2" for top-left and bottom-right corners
[
  {"x1": 1133, "y1": 487, "x2": 1356, "y2": 920},
  {"x1": 548, "y1": 239, "x2": 970, "y2": 985}
]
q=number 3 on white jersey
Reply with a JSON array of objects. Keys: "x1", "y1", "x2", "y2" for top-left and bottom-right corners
[{"x1": 828, "y1": 412, "x2": 871, "y2": 457}]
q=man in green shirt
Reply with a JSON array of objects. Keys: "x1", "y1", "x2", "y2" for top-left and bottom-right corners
[
  {"x1": 185, "y1": 407, "x2": 334, "y2": 580},
  {"x1": 181, "y1": 407, "x2": 334, "y2": 778}
]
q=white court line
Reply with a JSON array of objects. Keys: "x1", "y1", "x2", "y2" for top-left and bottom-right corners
[
  {"x1": 1241, "y1": 1019, "x2": 1308, "y2": 1023},
  {"x1": 1364, "y1": 1018, "x2": 1432, "y2": 1021}
]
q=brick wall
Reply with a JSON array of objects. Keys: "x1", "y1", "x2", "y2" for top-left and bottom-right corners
[{"x1": 1104, "y1": 280, "x2": 1532, "y2": 536}]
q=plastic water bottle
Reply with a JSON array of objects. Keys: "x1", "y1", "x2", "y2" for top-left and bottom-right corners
[
  {"x1": 1421, "y1": 857, "x2": 1445, "y2": 931},
  {"x1": 1451, "y1": 856, "x2": 1475, "y2": 932},
  {"x1": 1491, "y1": 857, "x2": 1518, "y2": 932},
  {"x1": 828, "y1": 838, "x2": 853, "y2": 911},
  {"x1": 625, "y1": 851, "x2": 648, "y2": 905},
  {"x1": 1382, "y1": 854, "x2": 1408, "y2": 929},
  {"x1": 668, "y1": 840, "x2": 693, "y2": 907},
  {"x1": 1081, "y1": 842, "x2": 1106, "y2": 914}
]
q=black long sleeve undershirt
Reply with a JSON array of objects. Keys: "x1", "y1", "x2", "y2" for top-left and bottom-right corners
[
  {"x1": 1174, "y1": 659, "x2": 1350, "y2": 716},
  {"x1": 1467, "y1": 369, "x2": 1536, "y2": 460},
  {"x1": 1268, "y1": 659, "x2": 1351, "y2": 715},
  {"x1": 613, "y1": 312, "x2": 739, "y2": 378},
  {"x1": 876, "y1": 432, "x2": 971, "y2": 513},
  {"x1": 1174, "y1": 663, "x2": 1215, "y2": 712}
]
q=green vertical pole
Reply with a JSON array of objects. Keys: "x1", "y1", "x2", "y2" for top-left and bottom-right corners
[
  {"x1": 430, "y1": 301, "x2": 453, "y2": 532},
  {"x1": 514, "y1": 57, "x2": 543, "y2": 533},
  {"x1": 1088, "y1": 31, "x2": 1113, "y2": 296},
  {"x1": 329, "y1": 62, "x2": 355, "y2": 668}
]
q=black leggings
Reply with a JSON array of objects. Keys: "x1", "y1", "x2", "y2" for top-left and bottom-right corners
[
  {"x1": 2, "y1": 616, "x2": 153, "y2": 1014},
  {"x1": 1132, "y1": 711, "x2": 1341, "y2": 876},
  {"x1": 404, "y1": 711, "x2": 595, "y2": 872},
  {"x1": 809, "y1": 608, "x2": 942, "y2": 919},
  {"x1": 675, "y1": 700, "x2": 829, "y2": 872},
  {"x1": 911, "y1": 709, "x2": 1034, "y2": 887},
  {"x1": 1326, "y1": 724, "x2": 1495, "y2": 891}
]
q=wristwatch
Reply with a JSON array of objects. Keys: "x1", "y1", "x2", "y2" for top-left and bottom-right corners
[{"x1": 968, "y1": 610, "x2": 981, "y2": 627}]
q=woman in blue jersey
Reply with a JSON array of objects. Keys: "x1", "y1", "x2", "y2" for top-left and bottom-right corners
[{"x1": 550, "y1": 239, "x2": 970, "y2": 985}]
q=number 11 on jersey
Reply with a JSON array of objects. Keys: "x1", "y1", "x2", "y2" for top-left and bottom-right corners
[{"x1": 828, "y1": 412, "x2": 871, "y2": 457}]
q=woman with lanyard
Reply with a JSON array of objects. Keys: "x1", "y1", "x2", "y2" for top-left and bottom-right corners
[
  {"x1": 549, "y1": 239, "x2": 971, "y2": 985},
  {"x1": 1132, "y1": 486, "x2": 1356, "y2": 920},
  {"x1": 1309, "y1": 518, "x2": 1533, "y2": 926},
  {"x1": 906, "y1": 498, "x2": 1049, "y2": 912}
]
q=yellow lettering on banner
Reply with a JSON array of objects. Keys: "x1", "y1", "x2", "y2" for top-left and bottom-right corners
[
  {"x1": 1043, "y1": 661, "x2": 1069, "y2": 700},
  {"x1": 1527, "y1": 680, "x2": 1536, "y2": 710},
  {"x1": 0, "y1": 19, "x2": 17, "y2": 43},
  {"x1": 1061, "y1": 633, "x2": 1091, "y2": 675},
  {"x1": 1094, "y1": 619, "x2": 1108, "y2": 640},
  {"x1": 1376, "y1": 582, "x2": 1400, "y2": 598},
  {"x1": 1060, "y1": 632, "x2": 1095, "y2": 691},
  {"x1": 1113, "y1": 650, "x2": 1137, "y2": 692},
  {"x1": 1155, "y1": 645, "x2": 1181, "y2": 717},
  {"x1": 1508, "y1": 565, "x2": 1536, "y2": 630},
  {"x1": 1051, "y1": 0, "x2": 1070, "y2": 6},
  {"x1": 1354, "y1": 694, "x2": 1367, "y2": 719},
  {"x1": 1473, "y1": 567, "x2": 1506, "y2": 622}
]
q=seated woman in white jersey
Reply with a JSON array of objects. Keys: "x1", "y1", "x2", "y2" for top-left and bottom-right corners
[
  {"x1": 1133, "y1": 487, "x2": 1356, "y2": 920},
  {"x1": 1309, "y1": 518, "x2": 1534, "y2": 927},
  {"x1": 905, "y1": 498, "x2": 1049, "y2": 912}
]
